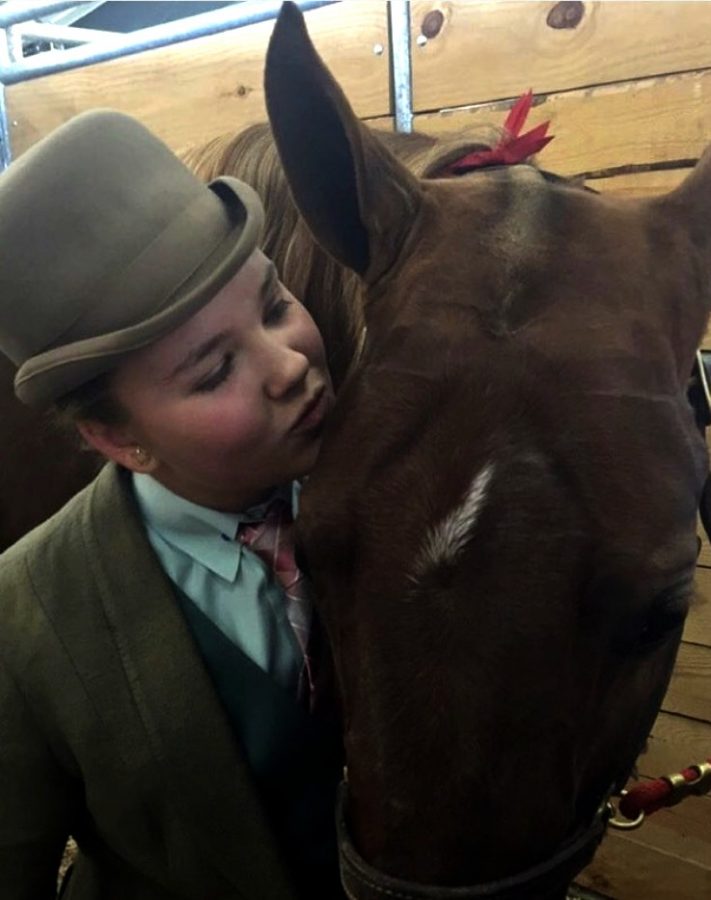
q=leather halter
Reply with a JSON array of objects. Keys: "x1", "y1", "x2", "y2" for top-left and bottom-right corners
[{"x1": 336, "y1": 784, "x2": 608, "y2": 900}]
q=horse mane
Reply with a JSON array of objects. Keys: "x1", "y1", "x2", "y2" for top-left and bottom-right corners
[{"x1": 181, "y1": 123, "x2": 503, "y2": 389}]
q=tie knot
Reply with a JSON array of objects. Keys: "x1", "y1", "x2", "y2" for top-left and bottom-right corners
[
  {"x1": 263, "y1": 497, "x2": 293, "y2": 527},
  {"x1": 237, "y1": 497, "x2": 295, "y2": 560},
  {"x1": 236, "y1": 492, "x2": 315, "y2": 706}
]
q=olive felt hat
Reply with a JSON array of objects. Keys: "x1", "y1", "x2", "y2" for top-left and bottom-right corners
[{"x1": 0, "y1": 109, "x2": 264, "y2": 408}]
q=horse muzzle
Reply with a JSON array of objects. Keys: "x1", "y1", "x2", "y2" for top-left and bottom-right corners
[{"x1": 335, "y1": 782, "x2": 610, "y2": 900}]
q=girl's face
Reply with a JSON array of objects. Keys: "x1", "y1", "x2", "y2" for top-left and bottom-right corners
[{"x1": 92, "y1": 250, "x2": 334, "y2": 511}]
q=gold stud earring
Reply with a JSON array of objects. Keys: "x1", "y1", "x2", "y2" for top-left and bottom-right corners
[{"x1": 131, "y1": 446, "x2": 151, "y2": 466}]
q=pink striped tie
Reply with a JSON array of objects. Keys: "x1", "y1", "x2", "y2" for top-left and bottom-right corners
[{"x1": 238, "y1": 499, "x2": 315, "y2": 706}]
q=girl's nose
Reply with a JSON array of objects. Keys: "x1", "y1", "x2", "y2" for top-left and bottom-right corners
[{"x1": 264, "y1": 341, "x2": 310, "y2": 399}]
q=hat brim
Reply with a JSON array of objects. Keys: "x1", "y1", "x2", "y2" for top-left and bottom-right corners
[{"x1": 15, "y1": 176, "x2": 264, "y2": 409}]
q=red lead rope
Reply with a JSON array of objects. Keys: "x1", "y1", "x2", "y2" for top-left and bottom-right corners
[{"x1": 611, "y1": 759, "x2": 711, "y2": 828}]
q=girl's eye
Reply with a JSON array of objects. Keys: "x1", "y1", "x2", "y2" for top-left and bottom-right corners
[
  {"x1": 194, "y1": 352, "x2": 235, "y2": 393},
  {"x1": 265, "y1": 296, "x2": 292, "y2": 325}
]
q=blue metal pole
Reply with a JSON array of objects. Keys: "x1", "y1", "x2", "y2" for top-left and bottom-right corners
[{"x1": 0, "y1": 28, "x2": 11, "y2": 169}]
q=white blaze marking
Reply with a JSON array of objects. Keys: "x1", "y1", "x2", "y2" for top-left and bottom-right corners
[{"x1": 412, "y1": 463, "x2": 495, "y2": 581}]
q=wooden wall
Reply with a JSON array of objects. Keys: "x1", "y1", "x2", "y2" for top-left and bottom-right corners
[
  {"x1": 3, "y1": 1, "x2": 391, "y2": 157},
  {"x1": 6, "y1": 2, "x2": 711, "y2": 897}
]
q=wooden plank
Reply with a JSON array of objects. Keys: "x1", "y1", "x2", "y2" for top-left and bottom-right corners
[
  {"x1": 698, "y1": 524, "x2": 711, "y2": 568},
  {"x1": 651, "y1": 795, "x2": 711, "y2": 846},
  {"x1": 698, "y1": 444, "x2": 711, "y2": 563},
  {"x1": 687, "y1": 568, "x2": 711, "y2": 649},
  {"x1": 590, "y1": 169, "x2": 688, "y2": 199},
  {"x1": 413, "y1": 71, "x2": 711, "y2": 179},
  {"x1": 642, "y1": 711, "x2": 711, "y2": 778},
  {"x1": 365, "y1": 115, "x2": 395, "y2": 132},
  {"x1": 410, "y1": 1, "x2": 711, "y2": 113},
  {"x1": 577, "y1": 825, "x2": 711, "y2": 899},
  {"x1": 663, "y1": 642, "x2": 711, "y2": 722},
  {"x1": 5, "y1": 1, "x2": 389, "y2": 158},
  {"x1": 623, "y1": 806, "x2": 711, "y2": 866}
]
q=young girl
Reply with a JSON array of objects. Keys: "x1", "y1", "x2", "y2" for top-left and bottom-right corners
[{"x1": 0, "y1": 109, "x2": 343, "y2": 899}]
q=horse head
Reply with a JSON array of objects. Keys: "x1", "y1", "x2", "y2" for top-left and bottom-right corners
[{"x1": 266, "y1": 4, "x2": 711, "y2": 896}]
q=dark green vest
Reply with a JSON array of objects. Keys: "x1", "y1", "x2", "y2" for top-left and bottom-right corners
[{"x1": 174, "y1": 589, "x2": 344, "y2": 899}]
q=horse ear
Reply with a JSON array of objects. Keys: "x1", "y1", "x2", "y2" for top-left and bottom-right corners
[{"x1": 264, "y1": 1, "x2": 422, "y2": 283}]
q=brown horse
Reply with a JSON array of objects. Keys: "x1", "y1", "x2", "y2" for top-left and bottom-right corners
[
  {"x1": 0, "y1": 353, "x2": 98, "y2": 551},
  {"x1": 259, "y1": 4, "x2": 711, "y2": 897}
]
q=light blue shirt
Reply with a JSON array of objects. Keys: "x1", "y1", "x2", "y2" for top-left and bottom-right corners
[{"x1": 131, "y1": 474, "x2": 305, "y2": 691}]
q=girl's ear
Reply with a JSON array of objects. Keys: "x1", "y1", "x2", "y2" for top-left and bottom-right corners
[{"x1": 76, "y1": 420, "x2": 157, "y2": 473}]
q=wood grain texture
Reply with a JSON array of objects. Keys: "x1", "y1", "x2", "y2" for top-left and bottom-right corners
[
  {"x1": 698, "y1": 529, "x2": 711, "y2": 569},
  {"x1": 643, "y1": 711, "x2": 711, "y2": 777},
  {"x1": 687, "y1": 568, "x2": 711, "y2": 648},
  {"x1": 663, "y1": 642, "x2": 711, "y2": 721},
  {"x1": 590, "y1": 169, "x2": 689, "y2": 198},
  {"x1": 577, "y1": 825, "x2": 711, "y2": 899},
  {"x1": 5, "y1": 1, "x2": 389, "y2": 158},
  {"x1": 409, "y1": 1, "x2": 711, "y2": 113}
]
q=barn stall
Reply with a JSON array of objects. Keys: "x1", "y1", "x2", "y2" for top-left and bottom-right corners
[{"x1": 1, "y1": 1, "x2": 710, "y2": 897}]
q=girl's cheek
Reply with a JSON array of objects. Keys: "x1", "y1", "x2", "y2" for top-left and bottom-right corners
[{"x1": 206, "y1": 406, "x2": 265, "y2": 448}]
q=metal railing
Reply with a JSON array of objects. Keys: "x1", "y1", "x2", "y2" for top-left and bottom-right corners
[
  {"x1": 0, "y1": 0, "x2": 416, "y2": 171},
  {"x1": 0, "y1": 1, "x2": 339, "y2": 169},
  {"x1": 0, "y1": 0, "x2": 335, "y2": 83}
]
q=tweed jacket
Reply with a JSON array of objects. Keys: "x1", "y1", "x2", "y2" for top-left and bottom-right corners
[{"x1": 0, "y1": 463, "x2": 301, "y2": 900}]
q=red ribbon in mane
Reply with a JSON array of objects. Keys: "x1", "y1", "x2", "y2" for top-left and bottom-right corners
[{"x1": 438, "y1": 90, "x2": 553, "y2": 175}]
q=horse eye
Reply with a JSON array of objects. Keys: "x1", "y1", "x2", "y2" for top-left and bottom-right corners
[{"x1": 635, "y1": 589, "x2": 690, "y2": 651}]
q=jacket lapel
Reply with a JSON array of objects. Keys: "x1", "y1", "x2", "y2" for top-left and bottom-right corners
[{"x1": 83, "y1": 465, "x2": 296, "y2": 898}]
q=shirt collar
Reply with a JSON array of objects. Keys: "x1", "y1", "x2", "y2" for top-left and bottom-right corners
[{"x1": 131, "y1": 474, "x2": 299, "y2": 582}]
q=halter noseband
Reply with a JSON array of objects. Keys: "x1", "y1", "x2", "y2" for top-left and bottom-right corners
[{"x1": 336, "y1": 782, "x2": 609, "y2": 900}]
